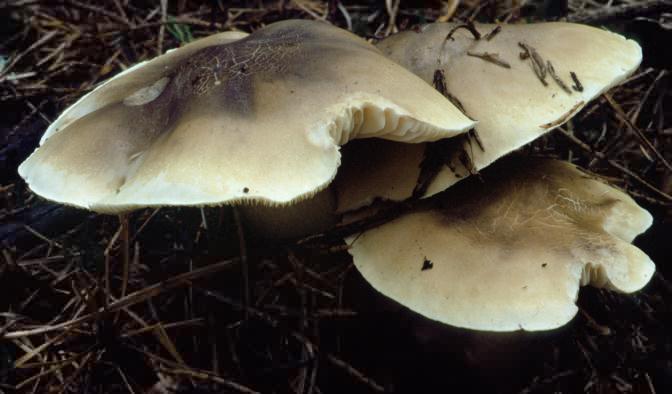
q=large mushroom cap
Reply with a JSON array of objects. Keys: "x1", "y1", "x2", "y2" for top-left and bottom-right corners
[
  {"x1": 346, "y1": 157, "x2": 655, "y2": 331},
  {"x1": 19, "y1": 20, "x2": 474, "y2": 213},
  {"x1": 338, "y1": 22, "x2": 642, "y2": 213}
]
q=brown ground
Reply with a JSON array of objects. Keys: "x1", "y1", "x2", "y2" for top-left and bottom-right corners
[{"x1": 1, "y1": 1, "x2": 671, "y2": 393}]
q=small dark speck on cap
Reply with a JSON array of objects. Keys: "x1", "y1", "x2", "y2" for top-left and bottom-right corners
[
  {"x1": 421, "y1": 258, "x2": 433, "y2": 271},
  {"x1": 541, "y1": 263, "x2": 548, "y2": 268},
  {"x1": 243, "y1": 187, "x2": 249, "y2": 193}
]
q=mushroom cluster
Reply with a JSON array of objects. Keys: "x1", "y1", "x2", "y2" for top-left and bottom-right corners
[{"x1": 18, "y1": 19, "x2": 655, "y2": 332}]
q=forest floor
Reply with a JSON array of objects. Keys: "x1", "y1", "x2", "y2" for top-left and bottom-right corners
[{"x1": 1, "y1": 1, "x2": 671, "y2": 393}]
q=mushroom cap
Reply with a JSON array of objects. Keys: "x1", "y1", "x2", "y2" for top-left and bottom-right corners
[
  {"x1": 37, "y1": 30, "x2": 250, "y2": 144},
  {"x1": 346, "y1": 157, "x2": 655, "y2": 331},
  {"x1": 19, "y1": 20, "x2": 474, "y2": 213},
  {"x1": 336, "y1": 22, "x2": 642, "y2": 213}
]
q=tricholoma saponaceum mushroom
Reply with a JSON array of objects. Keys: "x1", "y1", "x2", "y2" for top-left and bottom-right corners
[
  {"x1": 19, "y1": 19, "x2": 473, "y2": 216},
  {"x1": 18, "y1": 20, "x2": 656, "y2": 333},
  {"x1": 334, "y1": 21, "x2": 655, "y2": 331},
  {"x1": 344, "y1": 157, "x2": 654, "y2": 331},
  {"x1": 337, "y1": 21, "x2": 643, "y2": 211}
]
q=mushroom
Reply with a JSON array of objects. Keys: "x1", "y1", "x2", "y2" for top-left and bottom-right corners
[
  {"x1": 337, "y1": 22, "x2": 642, "y2": 213},
  {"x1": 345, "y1": 157, "x2": 655, "y2": 331},
  {"x1": 18, "y1": 20, "x2": 474, "y2": 215}
]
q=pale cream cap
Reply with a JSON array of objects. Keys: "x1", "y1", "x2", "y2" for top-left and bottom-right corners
[
  {"x1": 19, "y1": 20, "x2": 474, "y2": 213},
  {"x1": 337, "y1": 22, "x2": 643, "y2": 212},
  {"x1": 347, "y1": 158, "x2": 654, "y2": 331}
]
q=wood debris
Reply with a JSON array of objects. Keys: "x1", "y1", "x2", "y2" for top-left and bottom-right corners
[
  {"x1": 467, "y1": 51, "x2": 511, "y2": 69},
  {"x1": 484, "y1": 25, "x2": 501, "y2": 41},
  {"x1": 571, "y1": 71, "x2": 584, "y2": 92},
  {"x1": 445, "y1": 21, "x2": 481, "y2": 41},
  {"x1": 432, "y1": 69, "x2": 472, "y2": 118},
  {"x1": 540, "y1": 101, "x2": 585, "y2": 129},
  {"x1": 547, "y1": 60, "x2": 572, "y2": 94},
  {"x1": 518, "y1": 42, "x2": 548, "y2": 86}
]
